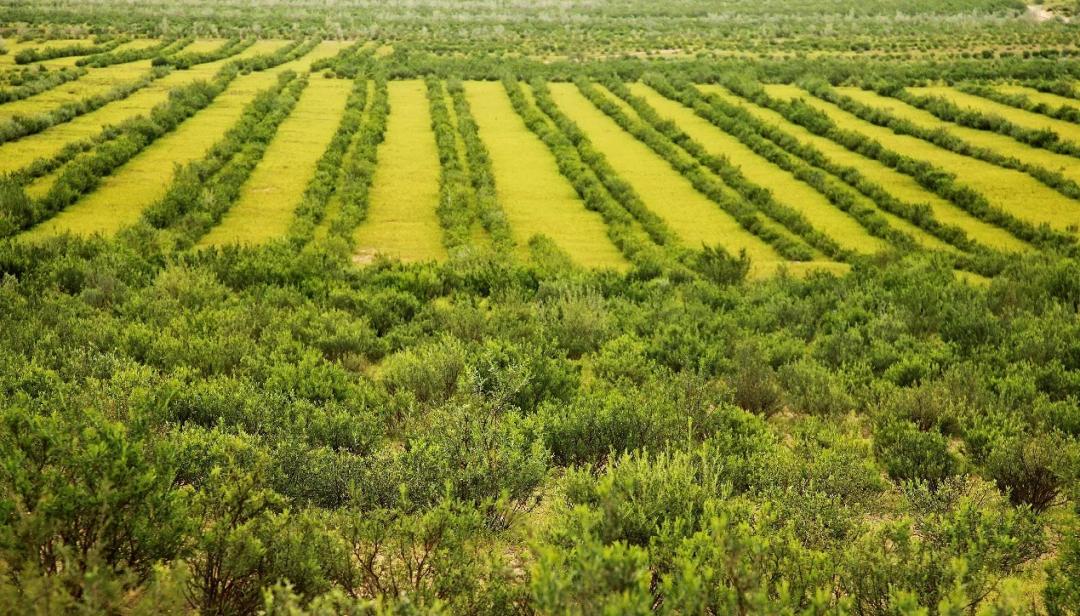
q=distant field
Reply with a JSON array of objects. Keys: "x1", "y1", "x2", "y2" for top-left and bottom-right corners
[
  {"x1": 4, "y1": 37, "x2": 1080, "y2": 274},
  {"x1": 0, "y1": 40, "x2": 291, "y2": 176},
  {"x1": 6, "y1": 4, "x2": 1080, "y2": 613},
  {"x1": 22, "y1": 43, "x2": 323, "y2": 239},
  {"x1": 764, "y1": 84, "x2": 1080, "y2": 234}
]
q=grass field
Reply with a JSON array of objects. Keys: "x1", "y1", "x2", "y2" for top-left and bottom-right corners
[
  {"x1": 909, "y1": 85, "x2": 1080, "y2": 147},
  {"x1": 0, "y1": 40, "x2": 291, "y2": 179},
  {"x1": 627, "y1": 82, "x2": 891, "y2": 255},
  {"x1": 200, "y1": 76, "x2": 354, "y2": 246},
  {"x1": 697, "y1": 84, "x2": 1031, "y2": 252},
  {"x1": 9, "y1": 5, "x2": 1080, "y2": 612},
  {"x1": 464, "y1": 81, "x2": 627, "y2": 269},
  {"x1": 546, "y1": 82, "x2": 850, "y2": 277},
  {"x1": 838, "y1": 86, "x2": 1080, "y2": 186},
  {"x1": 765, "y1": 84, "x2": 1080, "y2": 234},
  {"x1": 353, "y1": 79, "x2": 446, "y2": 262},
  {"x1": 20, "y1": 44, "x2": 322, "y2": 240}
]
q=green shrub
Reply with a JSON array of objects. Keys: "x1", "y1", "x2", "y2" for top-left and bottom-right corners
[
  {"x1": 986, "y1": 434, "x2": 1077, "y2": 513},
  {"x1": 873, "y1": 418, "x2": 959, "y2": 486},
  {"x1": 381, "y1": 336, "x2": 467, "y2": 406}
]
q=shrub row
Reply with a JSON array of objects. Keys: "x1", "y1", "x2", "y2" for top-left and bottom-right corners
[
  {"x1": 526, "y1": 81, "x2": 681, "y2": 251},
  {"x1": 816, "y1": 82, "x2": 1080, "y2": 203},
  {"x1": 608, "y1": 77, "x2": 872, "y2": 262},
  {"x1": 0, "y1": 65, "x2": 169, "y2": 147},
  {"x1": 895, "y1": 86, "x2": 1080, "y2": 163},
  {"x1": 959, "y1": 84, "x2": 1080, "y2": 124},
  {"x1": 14, "y1": 37, "x2": 123, "y2": 64},
  {"x1": 76, "y1": 36, "x2": 191, "y2": 68},
  {"x1": 144, "y1": 72, "x2": 307, "y2": 246},
  {"x1": 311, "y1": 40, "x2": 368, "y2": 77},
  {"x1": 0, "y1": 65, "x2": 86, "y2": 104},
  {"x1": 0, "y1": 69, "x2": 242, "y2": 237},
  {"x1": 1024, "y1": 79, "x2": 1080, "y2": 101},
  {"x1": 446, "y1": 80, "x2": 516, "y2": 252},
  {"x1": 425, "y1": 77, "x2": 475, "y2": 252},
  {"x1": 237, "y1": 38, "x2": 317, "y2": 72},
  {"x1": 727, "y1": 79, "x2": 1079, "y2": 256},
  {"x1": 575, "y1": 78, "x2": 817, "y2": 262},
  {"x1": 153, "y1": 37, "x2": 253, "y2": 69},
  {"x1": 649, "y1": 76, "x2": 1010, "y2": 276},
  {"x1": 505, "y1": 78, "x2": 686, "y2": 276},
  {"x1": 326, "y1": 76, "x2": 390, "y2": 243},
  {"x1": 287, "y1": 77, "x2": 370, "y2": 247}
]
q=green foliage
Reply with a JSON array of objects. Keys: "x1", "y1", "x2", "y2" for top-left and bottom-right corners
[
  {"x1": 0, "y1": 408, "x2": 189, "y2": 609},
  {"x1": 873, "y1": 418, "x2": 959, "y2": 486},
  {"x1": 3, "y1": 4, "x2": 1080, "y2": 609}
]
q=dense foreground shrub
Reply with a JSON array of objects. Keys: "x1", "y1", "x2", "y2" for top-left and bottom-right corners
[{"x1": 0, "y1": 229, "x2": 1076, "y2": 611}]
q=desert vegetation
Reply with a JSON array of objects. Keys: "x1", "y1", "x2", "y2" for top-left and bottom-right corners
[{"x1": 1, "y1": 0, "x2": 1079, "y2": 613}]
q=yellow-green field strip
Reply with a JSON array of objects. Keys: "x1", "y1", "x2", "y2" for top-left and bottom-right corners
[
  {"x1": 353, "y1": 79, "x2": 446, "y2": 262},
  {"x1": 764, "y1": 84, "x2": 1080, "y2": 234},
  {"x1": 20, "y1": 43, "x2": 334, "y2": 239},
  {"x1": 838, "y1": 87, "x2": 1080, "y2": 186},
  {"x1": 0, "y1": 39, "x2": 94, "y2": 67},
  {"x1": 5, "y1": 40, "x2": 290, "y2": 183},
  {"x1": 464, "y1": 80, "x2": 626, "y2": 269},
  {"x1": 0, "y1": 59, "x2": 156, "y2": 123},
  {"x1": 696, "y1": 84, "x2": 1030, "y2": 252},
  {"x1": 545, "y1": 82, "x2": 806, "y2": 278},
  {"x1": 910, "y1": 85, "x2": 1080, "y2": 148},
  {"x1": 200, "y1": 76, "x2": 354, "y2": 246},
  {"x1": 0, "y1": 39, "x2": 211, "y2": 126},
  {"x1": 994, "y1": 85, "x2": 1080, "y2": 114},
  {"x1": 627, "y1": 82, "x2": 905, "y2": 255}
]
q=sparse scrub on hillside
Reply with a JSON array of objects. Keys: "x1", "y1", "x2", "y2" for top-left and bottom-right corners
[{"x1": 3, "y1": 1, "x2": 1080, "y2": 611}]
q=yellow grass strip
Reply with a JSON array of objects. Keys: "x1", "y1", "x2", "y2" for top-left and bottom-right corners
[
  {"x1": 0, "y1": 40, "x2": 292, "y2": 177},
  {"x1": 353, "y1": 80, "x2": 446, "y2": 262},
  {"x1": 20, "y1": 48, "x2": 326, "y2": 240},
  {"x1": 697, "y1": 85, "x2": 1029, "y2": 253},
  {"x1": 629, "y1": 82, "x2": 890, "y2": 255},
  {"x1": 464, "y1": 81, "x2": 626, "y2": 269},
  {"x1": 764, "y1": 85, "x2": 1080, "y2": 235},
  {"x1": 177, "y1": 39, "x2": 229, "y2": 55},
  {"x1": 200, "y1": 76, "x2": 354, "y2": 246},
  {"x1": 545, "y1": 82, "x2": 791, "y2": 278},
  {"x1": 839, "y1": 87, "x2": 1080, "y2": 186},
  {"x1": 910, "y1": 85, "x2": 1080, "y2": 147}
]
